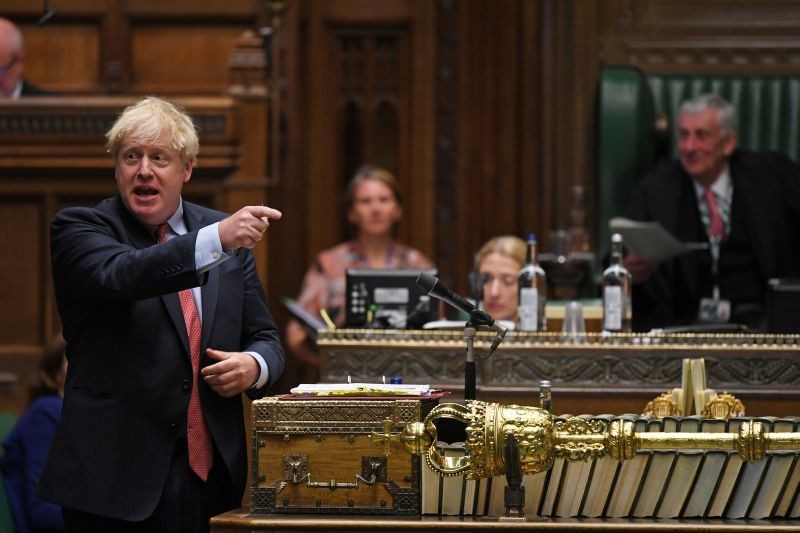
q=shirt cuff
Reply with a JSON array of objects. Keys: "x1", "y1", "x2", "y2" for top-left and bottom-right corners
[
  {"x1": 196, "y1": 223, "x2": 231, "y2": 274},
  {"x1": 246, "y1": 351, "x2": 269, "y2": 389}
]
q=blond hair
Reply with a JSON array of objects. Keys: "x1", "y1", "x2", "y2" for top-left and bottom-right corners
[
  {"x1": 105, "y1": 96, "x2": 199, "y2": 163},
  {"x1": 474, "y1": 235, "x2": 526, "y2": 270}
]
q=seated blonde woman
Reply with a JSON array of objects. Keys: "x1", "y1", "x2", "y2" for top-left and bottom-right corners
[{"x1": 473, "y1": 235, "x2": 526, "y2": 322}]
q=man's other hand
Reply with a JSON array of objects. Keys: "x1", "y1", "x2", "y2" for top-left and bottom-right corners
[
  {"x1": 201, "y1": 348, "x2": 260, "y2": 397},
  {"x1": 623, "y1": 252, "x2": 656, "y2": 283}
]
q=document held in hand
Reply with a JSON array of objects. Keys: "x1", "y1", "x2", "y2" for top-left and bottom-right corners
[{"x1": 609, "y1": 217, "x2": 708, "y2": 263}]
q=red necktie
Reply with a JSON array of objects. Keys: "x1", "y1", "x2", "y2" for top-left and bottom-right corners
[
  {"x1": 704, "y1": 187, "x2": 725, "y2": 240},
  {"x1": 157, "y1": 224, "x2": 214, "y2": 480}
]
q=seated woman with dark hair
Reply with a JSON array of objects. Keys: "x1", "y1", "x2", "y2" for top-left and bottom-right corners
[
  {"x1": 286, "y1": 165, "x2": 433, "y2": 374},
  {"x1": 2, "y1": 334, "x2": 67, "y2": 533}
]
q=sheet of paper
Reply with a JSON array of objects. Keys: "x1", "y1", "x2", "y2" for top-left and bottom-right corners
[
  {"x1": 282, "y1": 297, "x2": 328, "y2": 331},
  {"x1": 290, "y1": 383, "x2": 431, "y2": 396},
  {"x1": 609, "y1": 217, "x2": 708, "y2": 263}
]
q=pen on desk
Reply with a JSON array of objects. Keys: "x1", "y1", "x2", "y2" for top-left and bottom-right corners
[{"x1": 320, "y1": 309, "x2": 336, "y2": 329}]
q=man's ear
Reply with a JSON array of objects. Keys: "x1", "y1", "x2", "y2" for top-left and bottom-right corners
[
  {"x1": 723, "y1": 131, "x2": 738, "y2": 157},
  {"x1": 183, "y1": 157, "x2": 196, "y2": 183}
]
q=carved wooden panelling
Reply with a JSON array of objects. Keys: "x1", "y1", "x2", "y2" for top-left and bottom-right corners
[
  {"x1": 324, "y1": 348, "x2": 465, "y2": 383},
  {"x1": 22, "y1": 23, "x2": 103, "y2": 93},
  {"x1": 130, "y1": 25, "x2": 248, "y2": 94},
  {"x1": 601, "y1": 0, "x2": 800, "y2": 74},
  {"x1": 433, "y1": 0, "x2": 458, "y2": 288},
  {"x1": 0, "y1": 112, "x2": 116, "y2": 136},
  {"x1": 0, "y1": 200, "x2": 42, "y2": 345},
  {"x1": 317, "y1": 330, "x2": 800, "y2": 416},
  {"x1": 333, "y1": 29, "x2": 405, "y2": 197}
]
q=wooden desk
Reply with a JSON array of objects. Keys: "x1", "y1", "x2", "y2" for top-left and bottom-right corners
[
  {"x1": 317, "y1": 330, "x2": 800, "y2": 416},
  {"x1": 211, "y1": 508, "x2": 799, "y2": 531}
]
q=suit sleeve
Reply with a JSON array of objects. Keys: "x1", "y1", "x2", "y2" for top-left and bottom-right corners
[{"x1": 51, "y1": 207, "x2": 203, "y2": 300}]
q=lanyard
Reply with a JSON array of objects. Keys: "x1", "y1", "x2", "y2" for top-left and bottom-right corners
[{"x1": 709, "y1": 235, "x2": 722, "y2": 301}]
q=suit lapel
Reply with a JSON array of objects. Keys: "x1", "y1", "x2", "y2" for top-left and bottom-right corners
[
  {"x1": 654, "y1": 170, "x2": 705, "y2": 302},
  {"x1": 110, "y1": 196, "x2": 191, "y2": 355},
  {"x1": 161, "y1": 293, "x2": 190, "y2": 356},
  {"x1": 674, "y1": 177, "x2": 706, "y2": 303}
]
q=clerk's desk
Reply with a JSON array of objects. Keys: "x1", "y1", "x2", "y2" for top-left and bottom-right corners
[
  {"x1": 316, "y1": 330, "x2": 800, "y2": 416},
  {"x1": 211, "y1": 510, "x2": 800, "y2": 531}
]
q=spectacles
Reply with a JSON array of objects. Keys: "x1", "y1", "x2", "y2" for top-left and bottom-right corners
[{"x1": 0, "y1": 55, "x2": 19, "y2": 77}]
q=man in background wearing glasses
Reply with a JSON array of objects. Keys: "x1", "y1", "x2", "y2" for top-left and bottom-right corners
[{"x1": 0, "y1": 17, "x2": 50, "y2": 98}]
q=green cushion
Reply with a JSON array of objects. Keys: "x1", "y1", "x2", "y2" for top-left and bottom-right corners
[
  {"x1": 596, "y1": 66, "x2": 656, "y2": 258},
  {"x1": 649, "y1": 75, "x2": 800, "y2": 160},
  {"x1": 0, "y1": 412, "x2": 17, "y2": 533}
]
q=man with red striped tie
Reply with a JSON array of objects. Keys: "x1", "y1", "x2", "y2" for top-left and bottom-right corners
[
  {"x1": 624, "y1": 93, "x2": 800, "y2": 332},
  {"x1": 40, "y1": 96, "x2": 285, "y2": 532}
]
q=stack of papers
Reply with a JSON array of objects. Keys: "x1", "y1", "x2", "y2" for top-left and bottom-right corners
[
  {"x1": 290, "y1": 383, "x2": 432, "y2": 397},
  {"x1": 422, "y1": 319, "x2": 516, "y2": 330},
  {"x1": 609, "y1": 217, "x2": 708, "y2": 263}
]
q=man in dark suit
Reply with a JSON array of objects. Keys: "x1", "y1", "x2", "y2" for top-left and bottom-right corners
[
  {"x1": 624, "y1": 94, "x2": 800, "y2": 332},
  {"x1": 0, "y1": 17, "x2": 51, "y2": 98},
  {"x1": 39, "y1": 96, "x2": 285, "y2": 531}
]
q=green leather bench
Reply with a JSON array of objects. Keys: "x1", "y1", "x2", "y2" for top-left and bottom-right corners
[{"x1": 596, "y1": 66, "x2": 800, "y2": 258}]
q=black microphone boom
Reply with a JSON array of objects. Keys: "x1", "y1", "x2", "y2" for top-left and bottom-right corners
[
  {"x1": 416, "y1": 272, "x2": 495, "y2": 328},
  {"x1": 416, "y1": 272, "x2": 508, "y2": 401}
]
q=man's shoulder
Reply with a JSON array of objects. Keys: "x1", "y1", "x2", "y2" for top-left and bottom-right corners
[
  {"x1": 638, "y1": 158, "x2": 686, "y2": 190},
  {"x1": 21, "y1": 79, "x2": 55, "y2": 96},
  {"x1": 731, "y1": 148, "x2": 798, "y2": 174},
  {"x1": 182, "y1": 200, "x2": 227, "y2": 223},
  {"x1": 53, "y1": 197, "x2": 119, "y2": 224}
]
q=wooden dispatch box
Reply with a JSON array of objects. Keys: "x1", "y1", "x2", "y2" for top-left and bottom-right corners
[{"x1": 250, "y1": 396, "x2": 438, "y2": 515}]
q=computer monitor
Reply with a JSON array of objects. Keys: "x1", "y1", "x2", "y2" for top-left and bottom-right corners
[{"x1": 345, "y1": 268, "x2": 438, "y2": 329}]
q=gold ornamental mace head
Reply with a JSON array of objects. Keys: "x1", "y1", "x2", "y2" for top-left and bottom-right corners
[
  {"x1": 409, "y1": 400, "x2": 800, "y2": 479},
  {"x1": 409, "y1": 400, "x2": 558, "y2": 478}
]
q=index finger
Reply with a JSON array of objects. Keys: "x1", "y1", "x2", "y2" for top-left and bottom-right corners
[
  {"x1": 201, "y1": 360, "x2": 228, "y2": 377},
  {"x1": 251, "y1": 205, "x2": 282, "y2": 221}
]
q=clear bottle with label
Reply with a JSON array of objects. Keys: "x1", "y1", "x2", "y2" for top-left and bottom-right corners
[
  {"x1": 602, "y1": 233, "x2": 632, "y2": 333},
  {"x1": 518, "y1": 233, "x2": 547, "y2": 331}
]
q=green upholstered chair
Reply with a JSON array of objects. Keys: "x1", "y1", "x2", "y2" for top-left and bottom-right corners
[
  {"x1": 596, "y1": 66, "x2": 800, "y2": 258},
  {"x1": 0, "y1": 412, "x2": 17, "y2": 533},
  {"x1": 596, "y1": 66, "x2": 657, "y2": 259}
]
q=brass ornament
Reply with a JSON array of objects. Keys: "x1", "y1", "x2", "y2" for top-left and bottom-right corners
[
  {"x1": 642, "y1": 392, "x2": 682, "y2": 418},
  {"x1": 702, "y1": 392, "x2": 746, "y2": 419},
  {"x1": 553, "y1": 417, "x2": 606, "y2": 462}
]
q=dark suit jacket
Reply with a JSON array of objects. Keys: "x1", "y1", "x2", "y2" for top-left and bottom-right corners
[
  {"x1": 39, "y1": 196, "x2": 285, "y2": 520},
  {"x1": 20, "y1": 80, "x2": 52, "y2": 96},
  {"x1": 626, "y1": 149, "x2": 800, "y2": 331}
]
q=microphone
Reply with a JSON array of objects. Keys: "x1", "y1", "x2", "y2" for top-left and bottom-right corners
[
  {"x1": 416, "y1": 272, "x2": 507, "y2": 342},
  {"x1": 38, "y1": 0, "x2": 56, "y2": 25}
]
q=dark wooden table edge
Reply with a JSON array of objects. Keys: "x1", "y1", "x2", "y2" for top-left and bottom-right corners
[{"x1": 211, "y1": 509, "x2": 800, "y2": 531}]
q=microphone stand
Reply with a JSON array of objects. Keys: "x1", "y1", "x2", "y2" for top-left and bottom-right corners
[
  {"x1": 463, "y1": 323, "x2": 478, "y2": 401},
  {"x1": 463, "y1": 311, "x2": 506, "y2": 401}
]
